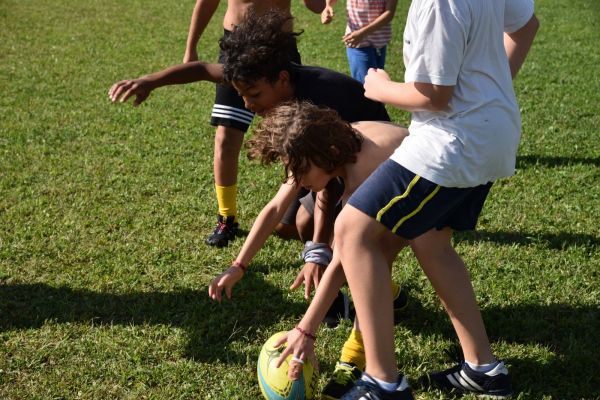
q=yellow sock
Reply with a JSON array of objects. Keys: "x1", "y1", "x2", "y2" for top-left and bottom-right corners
[
  {"x1": 340, "y1": 328, "x2": 365, "y2": 370},
  {"x1": 391, "y1": 281, "x2": 400, "y2": 299},
  {"x1": 215, "y1": 184, "x2": 237, "y2": 221}
]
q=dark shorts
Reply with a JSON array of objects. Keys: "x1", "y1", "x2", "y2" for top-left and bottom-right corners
[
  {"x1": 210, "y1": 30, "x2": 301, "y2": 132},
  {"x1": 280, "y1": 178, "x2": 345, "y2": 225},
  {"x1": 347, "y1": 159, "x2": 493, "y2": 240},
  {"x1": 280, "y1": 187, "x2": 310, "y2": 226}
]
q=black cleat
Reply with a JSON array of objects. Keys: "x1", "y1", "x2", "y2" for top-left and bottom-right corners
[{"x1": 205, "y1": 215, "x2": 238, "y2": 248}]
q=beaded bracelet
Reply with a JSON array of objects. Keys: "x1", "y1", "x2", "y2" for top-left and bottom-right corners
[
  {"x1": 231, "y1": 260, "x2": 247, "y2": 273},
  {"x1": 295, "y1": 325, "x2": 317, "y2": 341}
]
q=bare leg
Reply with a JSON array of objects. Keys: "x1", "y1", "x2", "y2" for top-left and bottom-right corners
[
  {"x1": 336, "y1": 206, "x2": 397, "y2": 382},
  {"x1": 213, "y1": 125, "x2": 244, "y2": 189},
  {"x1": 410, "y1": 227, "x2": 494, "y2": 364}
]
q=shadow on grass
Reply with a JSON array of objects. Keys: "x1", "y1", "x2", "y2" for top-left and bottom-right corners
[
  {"x1": 455, "y1": 229, "x2": 599, "y2": 250},
  {"x1": 516, "y1": 154, "x2": 600, "y2": 168},
  {"x1": 397, "y1": 290, "x2": 600, "y2": 399},
  {"x1": 0, "y1": 271, "x2": 307, "y2": 365}
]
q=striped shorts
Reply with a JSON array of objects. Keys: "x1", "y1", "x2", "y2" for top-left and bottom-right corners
[{"x1": 347, "y1": 159, "x2": 493, "y2": 240}]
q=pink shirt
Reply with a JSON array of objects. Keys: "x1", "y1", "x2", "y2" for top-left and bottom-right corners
[{"x1": 346, "y1": 0, "x2": 392, "y2": 49}]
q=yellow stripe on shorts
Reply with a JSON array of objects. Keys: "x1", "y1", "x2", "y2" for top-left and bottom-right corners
[{"x1": 376, "y1": 175, "x2": 442, "y2": 234}]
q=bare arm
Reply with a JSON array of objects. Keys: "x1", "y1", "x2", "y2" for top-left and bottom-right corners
[
  {"x1": 343, "y1": 0, "x2": 398, "y2": 46},
  {"x1": 364, "y1": 69, "x2": 454, "y2": 112},
  {"x1": 290, "y1": 179, "x2": 344, "y2": 298},
  {"x1": 183, "y1": 0, "x2": 221, "y2": 62},
  {"x1": 275, "y1": 252, "x2": 347, "y2": 377},
  {"x1": 208, "y1": 182, "x2": 301, "y2": 301},
  {"x1": 108, "y1": 62, "x2": 223, "y2": 106},
  {"x1": 504, "y1": 14, "x2": 540, "y2": 79}
]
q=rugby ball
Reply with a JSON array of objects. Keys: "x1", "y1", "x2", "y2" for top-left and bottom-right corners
[{"x1": 257, "y1": 331, "x2": 318, "y2": 399}]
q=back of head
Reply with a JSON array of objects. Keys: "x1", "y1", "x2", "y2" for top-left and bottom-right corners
[
  {"x1": 248, "y1": 101, "x2": 363, "y2": 184},
  {"x1": 220, "y1": 9, "x2": 301, "y2": 85}
]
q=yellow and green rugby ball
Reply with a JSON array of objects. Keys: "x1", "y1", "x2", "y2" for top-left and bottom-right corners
[{"x1": 257, "y1": 331, "x2": 318, "y2": 400}]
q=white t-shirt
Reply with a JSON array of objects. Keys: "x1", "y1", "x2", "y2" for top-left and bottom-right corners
[{"x1": 390, "y1": 0, "x2": 534, "y2": 187}]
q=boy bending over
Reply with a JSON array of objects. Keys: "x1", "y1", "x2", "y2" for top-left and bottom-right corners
[{"x1": 277, "y1": 0, "x2": 539, "y2": 398}]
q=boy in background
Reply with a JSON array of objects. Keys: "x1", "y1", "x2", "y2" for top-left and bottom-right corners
[
  {"x1": 181, "y1": 0, "x2": 324, "y2": 247},
  {"x1": 320, "y1": 0, "x2": 398, "y2": 83}
]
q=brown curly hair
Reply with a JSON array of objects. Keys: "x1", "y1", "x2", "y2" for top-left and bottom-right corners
[
  {"x1": 247, "y1": 101, "x2": 364, "y2": 184},
  {"x1": 221, "y1": 9, "x2": 302, "y2": 85}
]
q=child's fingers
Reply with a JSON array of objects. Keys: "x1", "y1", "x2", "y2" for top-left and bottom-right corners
[
  {"x1": 275, "y1": 345, "x2": 292, "y2": 368},
  {"x1": 287, "y1": 355, "x2": 304, "y2": 380},
  {"x1": 289, "y1": 271, "x2": 304, "y2": 291},
  {"x1": 304, "y1": 279, "x2": 311, "y2": 300}
]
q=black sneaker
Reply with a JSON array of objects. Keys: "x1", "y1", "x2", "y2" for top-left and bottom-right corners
[
  {"x1": 421, "y1": 361, "x2": 513, "y2": 398},
  {"x1": 205, "y1": 215, "x2": 238, "y2": 248},
  {"x1": 341, "y1": 373, "x2": 414, "y2": 400},
  {"x1": 322, "y1": 362, "x2": 362, "y2": 400},
  {"x1": 323, "y1": 291, "x2": 355, "y2": 328},
  {"x1": 393, "y1": 285, "x2": 408, "y2": 323}
]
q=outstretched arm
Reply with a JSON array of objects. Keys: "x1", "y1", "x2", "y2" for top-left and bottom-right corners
[
  {"x1": 275, "y1": 251, "x2": 347, "y2": 377},
  {"x1": 183, "y1": 0, "x2": 221, "y2": 62},
  {"x1": 108, "y1": 62, "x2": 223, "y2": 106},
  {"x1": 208, "y1": 182, "x2": 301, "y2": 302},
  {"x1": 291, "y1": 179, "x2": 343, "y2": 298},
  {"x1": 504, "y1": 14, "x2": 539, "y2": 79}
]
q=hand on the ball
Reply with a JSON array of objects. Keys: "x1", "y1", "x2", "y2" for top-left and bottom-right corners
[
  {"x1": 108, "y1": 78, "x2": 152, "y2": 106},
  {"x1": 290, "y1": 262, "x2": 325, "y2": 300},
  {"x1": 208, "y1": 266, "x2": 244, "y2": 302},
  {"x1": 274, "y1": 328, "x2": 317, "y2": 381}
]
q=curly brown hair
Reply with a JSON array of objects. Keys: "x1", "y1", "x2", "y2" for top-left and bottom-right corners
[
  {"x1": 221, "y1": 9, "x2": 302, "y2": 85},
  {"x1": 247, "y1": 101, "x2": 364, "y2": 184}
]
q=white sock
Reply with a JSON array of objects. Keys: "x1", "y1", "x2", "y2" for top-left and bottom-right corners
[
  {"x1": 466, "y1": 360, "x2": 499, "y2": 373},
  {"x1": 362, "y1": 373, "x2": 399, "y2": 392}
]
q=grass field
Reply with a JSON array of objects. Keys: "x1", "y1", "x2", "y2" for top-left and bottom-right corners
[{"x1": 1, "y1": 0, "x2": 599, "y2": 399}]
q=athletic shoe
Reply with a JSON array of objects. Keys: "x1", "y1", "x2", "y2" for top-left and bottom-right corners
[
  {"x1": 322, "y1": 362, "x2": 362, "y2": 400},
  {"x1": 393, "y1": 285, "x2": 408, "y2": 323},
  {"x1": 323, "y1": 291, "x2": 355, "y2": 328},
  {"x1": 421, "y1": 361, "x2": 513, "y2": 398},
  {"x1": 340, "y1": 373, "x2": 414, "y2": 400},
  {"x1": 205, "y1": 215, "x2": 238, "y2": 247}
]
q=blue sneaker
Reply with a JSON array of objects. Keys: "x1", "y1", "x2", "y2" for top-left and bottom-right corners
[
  {"x1": 340, "y1": 373, "x2": 414, "y2": 400},
  {"x1": 422, "y1": 361, "x2": 513, "y2": 398}
]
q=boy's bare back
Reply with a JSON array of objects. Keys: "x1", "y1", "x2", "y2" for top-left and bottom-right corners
[{"x1": 343, "y1": 121, "x2": 408, "y2": 199}]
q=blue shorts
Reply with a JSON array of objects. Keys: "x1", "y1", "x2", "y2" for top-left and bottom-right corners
[{"x1": 347, "y1": 159, "x2": 493, "y2": 240}]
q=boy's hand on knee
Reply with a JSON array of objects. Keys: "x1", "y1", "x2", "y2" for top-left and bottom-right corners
[
  {"x1": 208, "y1": 266, "x2": 244, "y2": 302},
  {"x1": 290, "y1": 262, "x2": 325, "y2": 300}
]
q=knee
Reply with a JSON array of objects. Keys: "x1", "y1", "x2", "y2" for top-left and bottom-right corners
[
  {"x1": 214, "y1": 127, "x2": 243, "y2": 157},
  {"x1": 274, "y1": 223, "x2": 299, "y2": 240}
]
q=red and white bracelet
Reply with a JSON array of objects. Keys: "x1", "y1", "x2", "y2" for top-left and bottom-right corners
[
  {"x1": 295, "y1": 325, "x2": 317, "y2": 341},
  {"x1": 231, "y1": 260, "x2": 247, "y2": 273}
]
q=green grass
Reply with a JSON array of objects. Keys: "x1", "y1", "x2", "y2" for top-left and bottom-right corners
[{"x1": 1, "y1": 0, "x2": 599, "y2": 398}]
